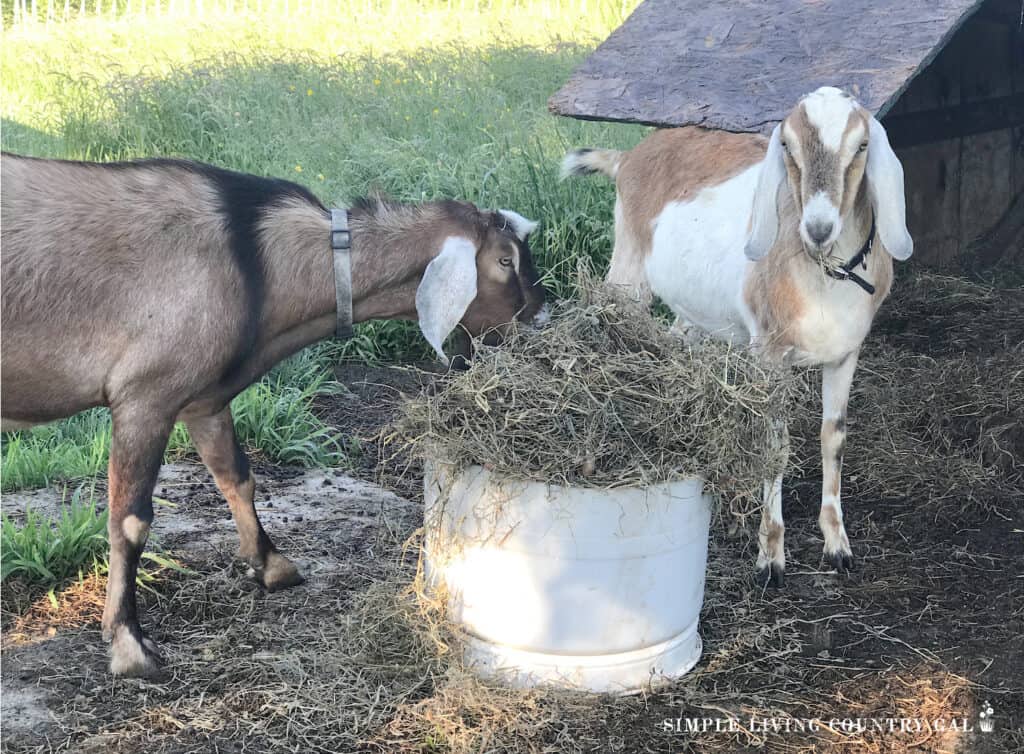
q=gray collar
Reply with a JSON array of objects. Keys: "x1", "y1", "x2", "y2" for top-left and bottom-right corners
[{"x1": 331, "y1": 208, "x2": 354, "y2": 339}]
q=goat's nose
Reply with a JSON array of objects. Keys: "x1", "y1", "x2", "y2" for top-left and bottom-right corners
[{"x1": 805, "y1": 220, "x2": 834, "y2": 246}]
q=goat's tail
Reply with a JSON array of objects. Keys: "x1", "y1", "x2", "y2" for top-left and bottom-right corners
[{"x1": 560, "y1": 148, "x2": 623, "y2": 181}]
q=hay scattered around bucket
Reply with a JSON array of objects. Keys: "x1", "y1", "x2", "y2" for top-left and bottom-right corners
[{"x1": 397, "y1": 270, "x2": 803, "y2": 508}]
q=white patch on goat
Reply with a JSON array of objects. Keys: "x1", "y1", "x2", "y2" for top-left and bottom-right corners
[
  {"x1": 109, "y1": 626, "x2": 159, "y2": 676},
  {"x1": 817, "y1": 354, "x2": 858, "y2": 562},
  {"x1": 506, "y1": 243, "x2": 522, "y2": 274},
  {"x1": 756, "y1": 472, "x2": 785, "y2": 574},
  {"x1": 801, "y1": 86, "x2": 855, "y2": 152},
  {"x1": 497, "y1": 209, "x2": 538, "y2": 241},
  {"x1": 532, "y1": 302, "x2": 551, "y2": 326},
  {"x1": 801, "y1": 191, "x2": 842, "y2": 247},
  {"x1": 121, "y1": 514, "x2": 151, "y2": 547},
  {"x1": 645, "y1": 163, "x2": 761, "y2": 344},
  {"x1": 756, "y1": 418, "x2": 788, "y2": 579}
]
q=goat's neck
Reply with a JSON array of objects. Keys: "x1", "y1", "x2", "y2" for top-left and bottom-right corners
[
  {"x1": 259, "y1": 200, "x2": 435, "y2": 345},
  {"x1": 205, "y1": 199, "x2": 439, "y2": 403},
  {"x1": 348, "y1": 206, "x2": 440, "y2": 322},
  {"x1": 783, "y1": 187, "x2": 893, "y2": 321}
]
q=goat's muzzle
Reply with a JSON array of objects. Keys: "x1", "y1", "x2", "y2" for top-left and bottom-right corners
[
  {"x1": 517, "y1": 279, "x2": 548, "y2": 325},
  {"x1": 800, "y1": 193, "x2": 842, "y2": 260}
]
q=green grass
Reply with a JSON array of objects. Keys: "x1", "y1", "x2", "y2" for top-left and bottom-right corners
[
  {"x1": 1, "y1": 485, "x2": 109, "y2": 586},
  {"x1": 1, "y1": 411, "x2": 113, "y2": 492},
  {"x1": 1, "y1": 484, "x2": 186, "y2": 596},
  {"x1": 1, "y1": 0, "x2": 647, "y2": 491},
  {"x1": 228, "y1": 346, "x2": 347, "y2": 466}
]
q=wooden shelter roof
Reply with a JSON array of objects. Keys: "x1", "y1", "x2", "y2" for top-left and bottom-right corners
[{"x1": 549, "y1": 0, "x2": 989, "y2": 132}]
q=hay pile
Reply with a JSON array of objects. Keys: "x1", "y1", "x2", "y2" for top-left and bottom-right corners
[{"x1": 398, "y1": 272, "x2": 803, "y2": 507}]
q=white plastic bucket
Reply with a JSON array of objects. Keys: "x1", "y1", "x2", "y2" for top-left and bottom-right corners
[{"x1": 423, "y1": 463, "x2": 712, "y2": 693}]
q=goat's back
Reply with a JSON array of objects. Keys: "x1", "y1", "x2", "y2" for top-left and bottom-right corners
[
  {"x1": 0, "y1": 154, "x2": 287, "y2": 423},
  {"x1": 1, "y1": 154, "x2": 237, "y2": 322},
  {"x1": 613, "y1": 128, "x2": 767, "y2": 250}
]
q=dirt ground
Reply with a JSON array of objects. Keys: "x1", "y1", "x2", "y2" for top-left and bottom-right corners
[{"x1": 2, "y1": 328, "x2": 1023, "y2": 752}]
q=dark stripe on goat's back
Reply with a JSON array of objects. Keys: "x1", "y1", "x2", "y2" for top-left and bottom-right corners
[{"x1": 189, "y1": 162, "x2": 326, "y2": 380}]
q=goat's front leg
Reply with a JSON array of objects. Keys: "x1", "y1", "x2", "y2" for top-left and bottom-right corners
[
  {"x1": 755, "y1": 419, "x2": 789, "y2": 588},
  {"x1": 184, "y1": 407, "x2": 302, "y2": 591},
  {"x1": 820, "y1": 351, "x2": 858, "y2": 572},
  {"x1": 102, "y1": 405, "x2": 174, "y2": 677}
]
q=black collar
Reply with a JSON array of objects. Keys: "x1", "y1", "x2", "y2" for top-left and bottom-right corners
[{"x1": 824, "y1": 217, "x2": 876, "y2": 295}]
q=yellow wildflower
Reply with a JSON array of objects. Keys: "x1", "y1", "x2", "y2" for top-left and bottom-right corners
[
  {"x1": 294, "y1": 165, "x2": 303, "y2": 173},
  {"x1": 307, "y1": 88, "x2": 313, "y2": 96}
]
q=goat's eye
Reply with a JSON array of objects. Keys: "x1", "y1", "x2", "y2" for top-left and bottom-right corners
[
  {"x1": 858, "y1": 142, "x2": 868, "y2": 153},
  {"x1": 779, "y1": 140, "x2": 788, "y2": 152},
  {"x1": 499, "y1": 257, "x2": 513, "y2": 267}
]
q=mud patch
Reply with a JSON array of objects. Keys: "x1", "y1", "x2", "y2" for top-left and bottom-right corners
[{"x1": 0, "y1": 687, "x2": 55, "y2": 738}]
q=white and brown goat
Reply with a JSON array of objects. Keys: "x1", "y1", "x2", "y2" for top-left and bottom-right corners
[
  {"x1": 563, "y1": 86, "x2": 913, "y2": 587},
  {"x1": 0, "y1": 154, "x2": 544, "y2": 676}
]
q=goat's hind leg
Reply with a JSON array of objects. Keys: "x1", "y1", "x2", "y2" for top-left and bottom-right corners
[
  {"x1": 605, "y1": 198, "x2": 653, "y2": 307},
  {"x1": 755, "y1": 420, "x2": 788, "y2": 588},
  {"x1": 184, "y1": 407, "x2": 302, "y2": 591},
  {"x1": 102, "y1": 405, "x2": 174, "y2": 677}
]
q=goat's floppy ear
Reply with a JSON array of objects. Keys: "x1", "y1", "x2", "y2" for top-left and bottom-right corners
[
  {"x1": 415, "y1": 237, "x2": 479, "y2": 365},
  {"x1": 745, "y1": 124, "x2": 786, "y2": 260},
  {"x1": 866, "y1": 117, "x2": 913, "y2": 260},
  {"x1": 497, "y1": 209, "x2": 539, "y2": 241}
]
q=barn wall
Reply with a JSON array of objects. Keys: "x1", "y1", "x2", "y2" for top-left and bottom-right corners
[{"x1": 884, "y1": 0, "x2": 1024, "y2": 270}]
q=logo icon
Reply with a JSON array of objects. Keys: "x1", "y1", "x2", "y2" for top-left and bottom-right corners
[{"x1": 978, "y1": 701, "x2": 995, "y2": 733}]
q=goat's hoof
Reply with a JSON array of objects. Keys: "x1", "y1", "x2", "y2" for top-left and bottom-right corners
[
  {"x1": 755, "y1": 563, "x2": 785, "y2": 589},
  {"x1": 826, "y1": 550, "x2": 855, "y2": 574},
  {"x1": 259, "y1": 551, "x2": 304, "y2": 592},
  {"x1": 109, "y1": 625, "x2": 162, "y2": 678}
]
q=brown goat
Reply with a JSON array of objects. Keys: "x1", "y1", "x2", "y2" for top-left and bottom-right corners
[{"x1": 0, "y1": 153, "x2": 544, "y2": 676}]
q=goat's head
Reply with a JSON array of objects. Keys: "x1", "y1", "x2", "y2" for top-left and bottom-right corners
[
  {"x1": 415, "y1": 206, "x2": 545, "y2": 364},
  {"x1": 745, "y1": 86, "x2": 913, "y2": 263}
]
